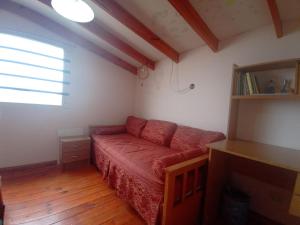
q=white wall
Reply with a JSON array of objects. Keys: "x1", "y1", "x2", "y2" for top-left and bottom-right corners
[
  {"x1": 0, "y1": 11, "x2": 136, "y2": 168},
  {"x1": 134, "y1": 20, "x2": 300, "y2": 150}
]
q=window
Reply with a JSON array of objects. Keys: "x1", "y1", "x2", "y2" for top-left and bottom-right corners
[{"x1": 0, "y1": 33, "x2": 69, "y2": 106}]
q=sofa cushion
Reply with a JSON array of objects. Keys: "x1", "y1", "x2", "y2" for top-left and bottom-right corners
[
  {"x1": 141, "y1": 120, "x2": 177, "y2": 146},
  {"x1": 152, "y1": 149, "x2": 206, "y2": 180},
  {"x1": 126, "y1": 116, "x2": 147, "y2": 137},
  {"x1": 93, "y1": 133, "x2": 183, "y2": 184},
  {"x1": 170, "y1": 126, "x2": 225, "y2": 152},
  {"x1": 152, "y1": 153, "x2": 183, "y2": 180},
  {"x1": 91, "y1": 125, "x2": 126, "y2": 135}
]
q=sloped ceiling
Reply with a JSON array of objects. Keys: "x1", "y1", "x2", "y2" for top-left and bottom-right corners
[
  {"x1": 114, "y1": 0, "x2": 205, "y2": 53},
  {"x1": 3, "y1": 0, "x2": 300, "y2": 73},
  {"x1": 190, "y1": 0, "x2": 300, "y2": 40}
]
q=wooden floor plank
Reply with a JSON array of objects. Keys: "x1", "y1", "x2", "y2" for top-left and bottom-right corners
[
  {"x1": 20, "y1": 195, "x2": 116, "y2": 225},
  {"x1": 5, "y1": 180, "x2": 104, "y2": 210},
  {"x1": 6, "y1": 185, "x2": 111, "y2": 218},
  {"x1": 3, "y1": 168, "x2": 98, "y2": 195},
  {"x1": 2, "y1": 166, "x2": 145, "y2": 225},
  {"x1": 51, "y1": 197, "x2": 124, "y2": 225},
  {"x1": 6, "y1": 184, "x2": 112, "y2": 223},
  {"x1": 4, "y1": 176, "x2": 102, "y2": 204}
]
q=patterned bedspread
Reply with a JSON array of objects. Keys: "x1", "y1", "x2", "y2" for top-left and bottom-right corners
[{"x1": 93, "y1": 134, "x2": 183, "y2": 225}]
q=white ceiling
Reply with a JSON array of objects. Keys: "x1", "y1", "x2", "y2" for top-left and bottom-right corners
[
  {"x1": 190, "y1": 0, "x2": 300, "y2": 40},
  {"x1": 114, "y1": 0, "x2": 205, "y2": 52},
  {"x1": 6, "y1": 0, "x2": 300, "y2": 69},
  {"x1": 9, "y1": 0, "x2": 144, "y2": 67}
]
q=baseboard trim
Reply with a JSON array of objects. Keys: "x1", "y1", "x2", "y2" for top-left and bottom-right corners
[{"x1": 0, "y1": 160, "x2": 57, "y2": 172}]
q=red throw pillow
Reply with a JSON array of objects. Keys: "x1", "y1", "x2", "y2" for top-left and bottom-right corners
[
  {"x1": 152, "y1": 153, "x2": 183, "y2": 180},
  {"x1": 152, "y1": 150, "x2": 207, "y2": 181},
  {"x1": 170, "y1": 126, "x2": 225, "y2": 152},
  {"x1": 126, "y1": 116, "x2": 147, "y2": 137},
  {"x1": 141, "y1": 120, "x2": 177, "y2": 146}
]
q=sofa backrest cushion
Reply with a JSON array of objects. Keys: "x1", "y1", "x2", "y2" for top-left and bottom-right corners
[
  {"x1": 141, "y1": 120, "x2": 177, "y2": 146},
  {"x1": 91, "y1": 125, "x2": 126, "y2": 135},
  {"x1": 126, "y1": 116, "x2": 147, "y2": 137},
  {"x1": 170, "y1": 126, "x2": 225, "y2": 152}
]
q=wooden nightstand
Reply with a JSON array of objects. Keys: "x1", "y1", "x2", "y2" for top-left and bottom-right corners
[{"x1": 59, "y1": 136, "x2": 91, "y2": 169}]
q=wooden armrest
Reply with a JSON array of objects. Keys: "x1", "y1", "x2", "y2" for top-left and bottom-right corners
[
  {"x1": 163, "y1": 154, "x2": 209, "y2": 225},
  {"x1": 165, "y1": 154, "x2": 208, "y2": 175}
]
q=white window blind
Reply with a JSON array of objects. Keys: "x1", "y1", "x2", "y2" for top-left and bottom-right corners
[{"x1": 0, "y1": 33, "x2": 69, "y2": 106}]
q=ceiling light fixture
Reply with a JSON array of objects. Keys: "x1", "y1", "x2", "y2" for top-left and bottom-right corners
[{"x1": 51, "y1": 0, "x2": 95, "y2": 23}]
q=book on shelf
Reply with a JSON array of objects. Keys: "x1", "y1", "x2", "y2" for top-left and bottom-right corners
[
  {"x1": 243, "y1": 75, "x2": 249, "y2": 95},
  {"x1": 236, "y1": 72, "x2": 260, "y2": 96},
  {"x1": 251, "y1": 74, "x2": 260, "y2": 94},
  {"x1": 246, "y1": 73, "x2": 254, "y2": 95}
]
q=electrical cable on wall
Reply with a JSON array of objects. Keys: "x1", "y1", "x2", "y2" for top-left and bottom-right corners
[
  {"x1": 169, "y1": 61, "x2": 195, "y2": 94},
  {"x1": 138, "y1": 65, "x2": 150, "y2": 87}
]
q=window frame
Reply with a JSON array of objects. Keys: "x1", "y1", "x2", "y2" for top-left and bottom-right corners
[{"x1": 0, "y1": 31, "x2": 70, "y2": 107}]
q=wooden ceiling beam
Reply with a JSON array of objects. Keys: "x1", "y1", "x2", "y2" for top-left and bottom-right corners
[
  {"x1": 1, "y1": 1, "x2": 138, "y2": 75},
  {"x1": 82, "y1": 22, "x2": 155, "y2": 70},
  {"x1": 38, "y1": 0, "x2": 155, "y2": 70},
  {"x1": 168, "y1": 0, "x2": 219, "y2": 52},
  {"x1": 266, "y1": 0, "x2": 283, "y2": 38},
  {"x1": 92, "y1": 0, "x2": 180, "y2": 63}
]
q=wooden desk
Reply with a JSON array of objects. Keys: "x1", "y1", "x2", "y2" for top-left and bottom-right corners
[{"x1": 203, "y1": 140, "x2": 300, "y2": 225}]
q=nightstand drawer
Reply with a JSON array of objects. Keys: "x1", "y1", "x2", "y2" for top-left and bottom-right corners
[
  {"x1": 59, "y1": 136, "x2": 91, "y2": 167},
  {"x1": 62, "y1": 150, "x2": 89, "y2": 163},
  {"x1": 62, "y1": 141, "x2": 90, "y2": 152}
]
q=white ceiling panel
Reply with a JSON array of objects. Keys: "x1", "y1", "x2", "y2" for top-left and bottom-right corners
[
  {"x1": 277, "y1": 0, "x2": 300, "y2": 21},
  {"x1": 85, "y1": 0, "x2": 167, "y2": 61},
  {"x1": 10, "y1": 0, "x2": 142, "y2": 67},
  {"x1": 190, "y1": 0, "x2": 271, "y2": 40},
  {"x1": 5, "y1": 0, "x2": 300, "y2": 69},
  {"x1": 114, "y1": 0, "x2": 206, "y2": 53}
]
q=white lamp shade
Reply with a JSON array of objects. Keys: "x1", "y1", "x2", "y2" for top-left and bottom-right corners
[{"x1": 51, "y1": 0, "x2": 95, "y2": 23}]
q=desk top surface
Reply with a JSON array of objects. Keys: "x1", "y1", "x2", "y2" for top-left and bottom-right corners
[{"x1": 207, "y1": 140, "x2": 300, "y2": 173}]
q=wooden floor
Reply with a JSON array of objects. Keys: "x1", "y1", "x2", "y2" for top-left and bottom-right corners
[{"x1": 2, "y1": 166, "x2": 146, "y2": 225}]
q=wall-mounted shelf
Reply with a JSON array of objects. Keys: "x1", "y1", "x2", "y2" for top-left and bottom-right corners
[
  {"x1": 228, "y1": 58, "x2": 300, "y2": 139},
  {"x1": 232, "y1": 94, "x2": 300, "y2": 100},
  {"x1": 232, "y1": 58, "x2": 300, "y2": 99}
]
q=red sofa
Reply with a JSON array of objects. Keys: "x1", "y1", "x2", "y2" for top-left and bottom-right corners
[{"x1": 90, "y1": 116, "x2": 225, "y2": 225}]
